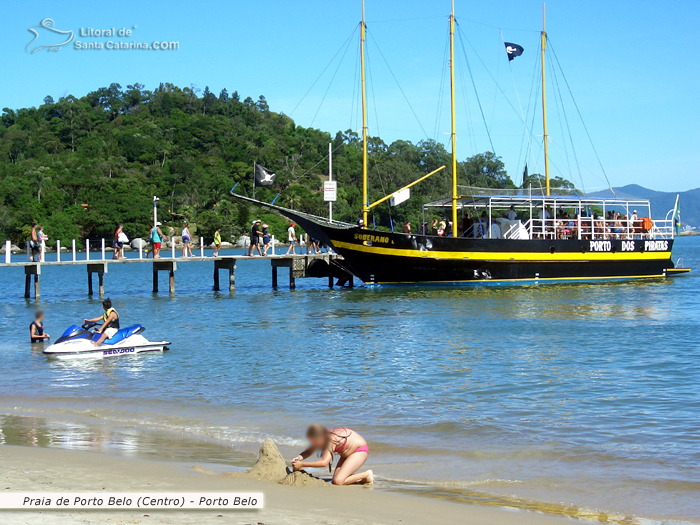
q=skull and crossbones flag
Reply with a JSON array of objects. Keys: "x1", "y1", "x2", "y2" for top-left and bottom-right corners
[
  {"x1": 254, "y1": 164, "x2": 276, "y2": 186},
  {"x1": 504, "y1": 42, "x2": 524, "y2": 61}
]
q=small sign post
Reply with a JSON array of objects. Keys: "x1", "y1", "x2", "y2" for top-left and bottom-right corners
[{"x1": 325, "y1": 143, "x2": 336, "y2": 222}]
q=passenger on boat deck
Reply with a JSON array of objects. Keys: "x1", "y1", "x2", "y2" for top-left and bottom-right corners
[
  {"x1": 459, "y1": 216, "x2": 470, "y2": 237},
  {"x1": 402, "y1": 221, "x2": 411, "y2": 234},
  {"x1": 556, "y1": 212, "x2": 571, "y2": 239},
  {"x1": 437, "y1": 218, "x2": 447, "y2": 236},
  {"x1": 613, "y1": 213, "x2": 623, "y2": 236},
  {"x1": 507, "y1": 205, "x2": 517, "y2": 221},
  {"x1": 594, "y1": 215, "x2": 605, "y2": 238},
  {"x1": 291, "y1": 424, "x2": 374, "y2": 486},
  {"x1": 631, "y1": 210, "x2": 639, "y2": 234}
]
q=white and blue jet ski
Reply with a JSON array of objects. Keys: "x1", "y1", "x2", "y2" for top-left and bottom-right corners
[{"x1": 43, "y1": 321, "x2": 170, "y2": 359}]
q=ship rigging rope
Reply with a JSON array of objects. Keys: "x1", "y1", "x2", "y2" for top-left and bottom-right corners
[
  {"x1": 500, "y1": 29, "x2": 539, "y2": 188},
  {"x1": 515, "y1": 49, "x2": 541, "y2": 185},
  {"x1": 310, "y1": 29, "x2": 356, "y2": 127},
  {"x1": 456, "y1": 29, "x2": 496, "y2": 156},
  {"x1": 547, "y1": 38, "x2": 613, "y2": 193},
  {"x1": 456, "y1": 51, "x2": 478, "y2": 157},
  {"x1": 289, "y1": 25, "x2": 359, "y2": 118},
  {"x1": 547, "y1": 44, "x2": 586, "y2": 193},
  {"x1": 367, "y1": 32, "x2": 433, "y2": 145},
  {"x1": 433, "y1": 30, "x2": 450, "y2": 142},
  {"x1": 456, "y1": 23, "x2": 525, "y2": 122},
  {"x1": 350, "y1": 36, "x2": 361, "y2": 132},
  {"x1": 366, "y1": 39, "x2": 381, "y2": 139}
]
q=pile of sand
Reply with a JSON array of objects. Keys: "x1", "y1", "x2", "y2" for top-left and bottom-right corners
[
  {"x1": 224, "y1": 438, "x2": 288, "y2": 482},
  {"x1": 211, "y1": 438, "x2": 330, "y2": 487},
  {"x1": 279, "y1": 470, "x2": 328, "y2": 488}
]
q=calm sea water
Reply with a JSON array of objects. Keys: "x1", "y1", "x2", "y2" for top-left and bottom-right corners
[{"x1": 0, "y1": 239, "x2": 698, "y2": 522}]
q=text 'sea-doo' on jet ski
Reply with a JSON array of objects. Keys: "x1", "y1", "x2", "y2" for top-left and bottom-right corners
[{"x1": 43, "y1": 321, "x2": 170, "y2": 359}]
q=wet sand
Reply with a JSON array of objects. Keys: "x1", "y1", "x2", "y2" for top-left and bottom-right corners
[{"x1": 0, "y1": 445, "x2": 571, "y2": 525}]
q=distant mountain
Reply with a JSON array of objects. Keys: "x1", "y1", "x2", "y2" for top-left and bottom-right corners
[{"x1": 588, "y1": 185, "x2": 700, "y2": 227}]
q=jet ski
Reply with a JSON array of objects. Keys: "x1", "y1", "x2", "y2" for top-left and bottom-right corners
[{"x1": 43, "y1": 321, "x2": 170, "y2": 359}]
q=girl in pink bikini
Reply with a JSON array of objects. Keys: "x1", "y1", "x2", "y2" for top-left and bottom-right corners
[{"x1": 291, "y1": 424, "x2": 374, "y2": 485}]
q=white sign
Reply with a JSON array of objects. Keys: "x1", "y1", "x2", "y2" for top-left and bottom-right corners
[
  {"x1": 324, "y1": 181, "x2": 337, "y2": 202},
  {"x1": 0, "y1": 493, "x2": 263, "y2": 509},
  {"x1": 390, "y1": 188, "x2": 410, "y2": 206}
]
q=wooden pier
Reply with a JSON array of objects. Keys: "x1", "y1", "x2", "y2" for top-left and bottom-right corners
[{"x1": 0, "y1": 253, "x2": 349, "y2": 299}]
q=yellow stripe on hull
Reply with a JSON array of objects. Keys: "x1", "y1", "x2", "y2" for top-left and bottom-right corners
[{"x1": 332, "y1": 241, "x2": 671, "y2": 262}]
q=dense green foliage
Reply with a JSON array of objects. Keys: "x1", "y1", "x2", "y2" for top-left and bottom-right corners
[{"x1": 0, "y1": 83, "x2": 519, "y2": 245}]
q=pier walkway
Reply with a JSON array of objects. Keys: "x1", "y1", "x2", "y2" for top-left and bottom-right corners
[{"x1": 0, "y1": 250, "x2": 347, "y2": 298}]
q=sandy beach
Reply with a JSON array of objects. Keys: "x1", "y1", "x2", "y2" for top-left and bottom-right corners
[{"x1": 0, "y1": 445, "x2": 573, "y2": 525}]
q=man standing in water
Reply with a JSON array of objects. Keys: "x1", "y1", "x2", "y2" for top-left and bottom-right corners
[{"x1": 30, "y1": 311, "x2": 50, "y2": 343}]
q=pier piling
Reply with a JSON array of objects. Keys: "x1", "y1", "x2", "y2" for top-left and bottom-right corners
[
  {"x1": 24, "y1": 265, "x2": 40, "y2": 299},
  {"x1": 213, "y1": 259, "x2": 236, "y2": 292},
  {"x1": 87, "y1": 263, "x2": 108, "y2": 297},
  {"x1": 153, "y1": 260, "x2": 177, "y2": 294}
]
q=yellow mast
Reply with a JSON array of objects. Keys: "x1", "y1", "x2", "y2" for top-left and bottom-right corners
[
  {"x1": 449, "y1": 0, "x2": 458, "y2": 236},
  {"x1": 361, "y1": 0, "x2": 369, "y2": 227},
  {"x1": 541, "y1": 3, "x2": 550, "y2": 196}
]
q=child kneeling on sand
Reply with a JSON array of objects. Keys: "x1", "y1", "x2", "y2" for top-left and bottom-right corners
[{"x1": 291, "y1": 424, "x2": 374, "y2": 485}]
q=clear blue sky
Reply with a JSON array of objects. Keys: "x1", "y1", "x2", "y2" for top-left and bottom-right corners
[{"x1": 2, "y1": 0, "x2": 698, "y2": 191}]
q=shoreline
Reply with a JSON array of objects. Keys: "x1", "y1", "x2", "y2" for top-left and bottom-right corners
[
  {"x1": 0, "y1": 444, "x2": 573, "y2": 525},
  {"x1": 1, "y1": 407, "x2": 698, "y2": 525}
]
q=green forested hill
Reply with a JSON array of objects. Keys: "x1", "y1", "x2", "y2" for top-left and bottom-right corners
[{"x1": 0, "y1": 83, "x2": 514, "y2": 245}]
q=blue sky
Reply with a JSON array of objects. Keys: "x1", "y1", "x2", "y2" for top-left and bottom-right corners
[{"x1": 2, "y1": 0, "x2": 698, "y2": 191}]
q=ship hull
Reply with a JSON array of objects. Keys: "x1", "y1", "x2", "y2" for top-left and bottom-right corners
[
  {"x1": 230, "y1": 194, "x2": 686, "y2": 286},
  {"x1": 325, "y1": 228, "x2": 677, "y2": 285}
]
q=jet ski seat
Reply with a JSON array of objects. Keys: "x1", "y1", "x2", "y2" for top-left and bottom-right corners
[{"x1": 91, "y1": 324, "x2": 145, "y2": 345}]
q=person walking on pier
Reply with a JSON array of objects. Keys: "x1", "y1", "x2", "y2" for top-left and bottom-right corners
[
  {"x1": 30, "y1": 311, "x2": 50, "y2": 343},
  {"x1": 181, "y1": 221, "x2": 194, "y2": 258},
  {"x1": 285, "y1": 222, "x2": 297, "y2": 255},
  {"x1": 262, "y1": 224, "x2": 272, "y2": 256},
  {"x1": 248, "y1": 220, "x2": 263, "y2": 257},
  {"x1": 29, "y1": 224, "x2": 41, "y2": 262},
  {"x1": 213, "y1": 227, "x2": 222, "y2": 257},
  {"x1": 152, "y1": 222, "x2": 164, "y2": 259},
  {"x1": 113, "y1": 224, "x2": 125, "y2": 260}
]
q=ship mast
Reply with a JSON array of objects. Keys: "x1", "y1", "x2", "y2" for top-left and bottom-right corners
[
  {"x1": 541, "y1": 3, "x2": 550, "y2": 196},
  {"x1": 361, "y1": 0, "x2": 369, "y2": 227},
  {"x1": 449, "y1": 0, "x2": 458, "y2": 236}
]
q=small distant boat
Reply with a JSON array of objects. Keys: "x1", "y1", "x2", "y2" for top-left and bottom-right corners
[
  {"x1": 233, "y1": 1, "x2": 691, "y2": 286},
  {"x1": 43, "y1": 321, "x2": 170, "y2": 359}
]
